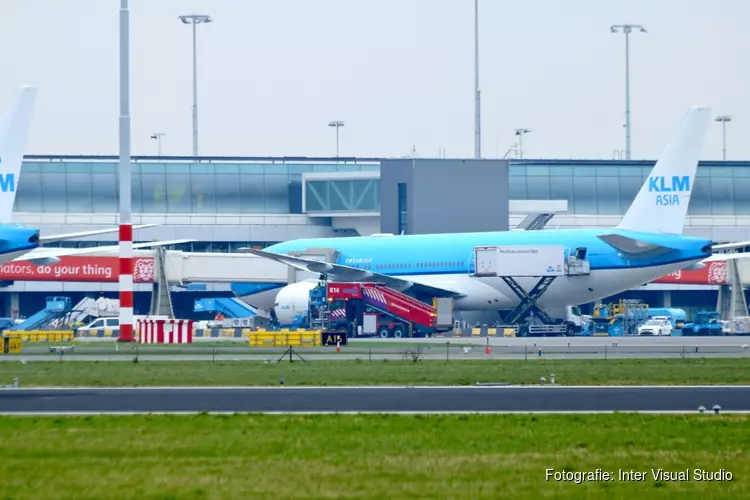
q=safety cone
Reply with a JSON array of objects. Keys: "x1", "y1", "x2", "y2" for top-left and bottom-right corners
[{"x1": 336, "y1": 341, "x2": 341, "y2": 353}]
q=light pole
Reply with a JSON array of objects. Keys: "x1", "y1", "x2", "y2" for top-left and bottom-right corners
[
  {"x1": 474, "y1": 0, "x2": 481, "y2": 159},
  {"x1": 328, "y1": 121, "x2": 345, "y2": 157},
  {"x1": 514, "y1": 128, "x2": 531, "y2": 159},
  {"x1": 610, "y1": 24, "x2": 647, "y2": 160},
  {"x1": 179, "y1": 14, "x2": 212, "y2": 157},
  {"x1": 715, "y1": 115, "x2": 732, "y2": 160},
  {"x1": 150, "y1": 132, "x2": 166, "y2": 155}
]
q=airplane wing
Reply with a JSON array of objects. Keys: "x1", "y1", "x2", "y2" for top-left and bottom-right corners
[
  {"x1": 39, "y1": 224, "x2": 158, "y2": 245},
  {"x1": 710, "y1": 240, "x2": 750, "y2": 252},
  {"x1": 701, "y1": 252, "x2": 750, "y2": 263},
  {"x1": 238, "y1": 248, "x2": 465, "y2": 298},
  {"x1": 13, "y1": 239, "x2": 194, "y2": 265}
]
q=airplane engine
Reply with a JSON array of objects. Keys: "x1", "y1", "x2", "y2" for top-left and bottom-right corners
[{"x1": 273, "y1": 281, "x2": 319, "y2": 325}]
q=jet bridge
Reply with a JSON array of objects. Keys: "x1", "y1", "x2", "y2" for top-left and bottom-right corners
[
  {"x1": 0, "y1": 247, "x2": 332, "y2": 286},
  {"x1": 55, "y1": 248, "x2": 292, "y2": 285},
  {"x1": 471, "y1": 245, "x2": 590, "y2": 335}
]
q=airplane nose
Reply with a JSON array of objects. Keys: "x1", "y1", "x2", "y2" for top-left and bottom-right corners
[{"x1": 28, "y1": 230, "x2": 39, "y2": 245}]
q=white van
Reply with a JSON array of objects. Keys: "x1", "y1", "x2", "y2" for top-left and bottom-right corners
[
  {"x1": 637, "y1": 316, "x2": 673, "y2": 336},
  {"x1": 75, "y1": 317, "x2": 120, "y2": 337}
]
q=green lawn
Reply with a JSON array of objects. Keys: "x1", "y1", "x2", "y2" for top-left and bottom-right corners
[
  {"x1": 0, "y1": 358, "x2": 747, "y2": 387},
  {"x1": 0, "y1": 414, "x2": 746, "y2": 499}
]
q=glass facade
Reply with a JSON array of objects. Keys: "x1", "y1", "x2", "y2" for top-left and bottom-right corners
[
  {"x1": 15, "y1": 160, "x2": 379, "y2": 214},
  {"x1": 305, "y1": 178, "x2": 380, "y2": 212},
  {"x1": 508, "y1": 160, "x2": 750, "y2": 216},
  {"x1": 14, "y1": 158, "x2": 750, "y2": 216}
]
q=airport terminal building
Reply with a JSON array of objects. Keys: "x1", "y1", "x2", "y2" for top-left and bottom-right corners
[{"x1": 4, "y1": 154, "x2": 750, "y2": 318}]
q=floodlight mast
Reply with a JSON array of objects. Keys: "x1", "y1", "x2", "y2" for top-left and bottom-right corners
[
  {"x1": 610, "y1": 24, "x2": 647, "y2": 160},
  {"x1": 715, "y1": 115, "x2": 732, "y2": 160},
  {"x1": 328, "y1": 121, "x2": 345, "y2": 157},
  {"x1": 179, "y1": 14, "x2": 212, "y2": 156}
]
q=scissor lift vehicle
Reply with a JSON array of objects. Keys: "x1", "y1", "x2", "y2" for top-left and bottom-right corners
[{"x1": 471, "y1": 245, "x2": 591, "y2": 336}]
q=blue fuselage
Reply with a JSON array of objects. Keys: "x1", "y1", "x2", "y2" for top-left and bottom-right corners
[
  {"x1": 0, "y1": 226, "x2": 40, "y2": 260},
  {"x1": 265, "y1": 228, "x2": 712, "y2": 276}
]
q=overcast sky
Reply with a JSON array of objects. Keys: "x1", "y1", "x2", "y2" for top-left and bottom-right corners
[{"x1": 1, "y1": 0, "x2": 747, "y2": 161}]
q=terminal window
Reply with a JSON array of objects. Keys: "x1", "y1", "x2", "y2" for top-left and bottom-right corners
[{"x1": 398, "y1": 183, "x2": 407, "y2": 235}]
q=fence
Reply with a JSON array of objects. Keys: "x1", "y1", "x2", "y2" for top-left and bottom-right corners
[
  {"x1": 2, "y1": 331, "x2": 75, "y2": 343},
  {"x1": 18, "y1": 323, "x2": 750, "y2": 341},
  {"x1": 249, "y1": 331, "x2": 322, "y2": 347},
  {"x1": 4, "y1": 339, "x2": 748, "y2": 361}
]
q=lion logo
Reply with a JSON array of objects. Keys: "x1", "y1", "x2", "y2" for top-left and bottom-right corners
[
  {"x1": 707, "y1": 261, "x2": 727, "y2": 284},
  {"x1": 133, "y1": 258, "x2": 155, "y2": 283}
]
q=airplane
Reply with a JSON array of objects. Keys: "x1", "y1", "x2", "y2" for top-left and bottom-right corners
[
  {"x1": 233, "y1": 105, "x2": 750, "y2": 325},
  {"x1": 0, "y1": 86, "x2": 190, "y2": 266}
]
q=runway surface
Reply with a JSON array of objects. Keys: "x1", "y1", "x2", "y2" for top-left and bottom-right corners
[{"x1": 0, "y1": 385, "x2": 748, "y2": 414}]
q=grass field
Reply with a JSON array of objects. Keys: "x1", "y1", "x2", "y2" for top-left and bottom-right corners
[
  {"x1": 0, "y1": 358, "x2": 748, "y2": 387},
  {"x1": 0, "y1": 413, "x2": 745, "y2": 499}
]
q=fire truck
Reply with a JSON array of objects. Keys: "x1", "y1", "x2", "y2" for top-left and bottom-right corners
[{"x1": 307, "y1": 281, "x2": 454, "y2": 338}]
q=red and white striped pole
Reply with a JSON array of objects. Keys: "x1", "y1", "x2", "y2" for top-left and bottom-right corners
[
  {"x1": 117, "y1": 0, "x2": 135, "y2": 343},
  {"x1": 118, "y1": 224, "x2": 134, "y2": 342}
]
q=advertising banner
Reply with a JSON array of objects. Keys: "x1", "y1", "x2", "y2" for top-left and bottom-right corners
[
  {"x1": 652, "y1": 261, "x2": 727, "y2": 285},
  {"x1": 0, "y1": 256, "x2": 156, "y2": 283}
]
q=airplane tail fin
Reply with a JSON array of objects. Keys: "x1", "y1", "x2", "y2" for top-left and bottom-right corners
[
  {"x1": 0, "y1": 86, "x2": 37, "y2": 224},
  {"x1": 616, "y1": 105, "x2": 711, "y2": 235}
]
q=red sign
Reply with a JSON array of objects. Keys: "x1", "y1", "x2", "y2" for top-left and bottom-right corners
[
  {"x1": 327, "y1": 283, "x2": 363, "y2": 299},
  {"x1": 652, "y1": 261, "x2": 728, "y2": 285},
  {"x1": 0, "y1": 256, "x2": 156, "y2": 283}
]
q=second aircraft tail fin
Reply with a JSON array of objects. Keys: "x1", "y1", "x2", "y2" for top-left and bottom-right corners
[
  {"x1": 0, "y1": 86, "x2": 37, "y2": 224},
  {"x1": 616, "y1": 105, "x2": 711, "y2": 235}
]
